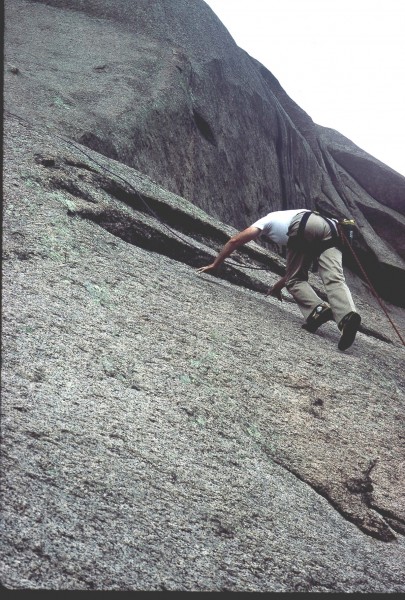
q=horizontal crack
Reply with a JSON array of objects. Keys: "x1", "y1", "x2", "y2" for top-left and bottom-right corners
[{"x1": 72, "y1": 207, "x2": 272, "y2": 294}]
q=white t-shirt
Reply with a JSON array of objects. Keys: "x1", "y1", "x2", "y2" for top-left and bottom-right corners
[{"x1": 251, "y1": 209, "x2": 309, "y2": 245}]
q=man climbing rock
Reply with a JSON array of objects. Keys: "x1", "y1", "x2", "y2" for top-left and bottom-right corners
[{"x1": 197, "y1": 209, "x2": 361, "y2": 351}]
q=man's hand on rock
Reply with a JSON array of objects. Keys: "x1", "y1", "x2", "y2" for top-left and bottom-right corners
[
  {"x1": 196, "y1": 263, "x2": 217, "y2": 274},
  {"x1": 267, "y1": 286, "x2": 283, "y2": 301},
  {"x1": 266, "y1": 277, "x2": 287, "y2": 301}
]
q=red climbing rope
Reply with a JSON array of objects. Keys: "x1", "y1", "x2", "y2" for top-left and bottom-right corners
[{"x1": 338, "y1": 224, "x2": 405, "y2": 347}]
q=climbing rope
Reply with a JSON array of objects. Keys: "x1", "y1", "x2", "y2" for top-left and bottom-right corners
[{"x1": 338, "y1": 224, "x2": 405, "y2": 346}]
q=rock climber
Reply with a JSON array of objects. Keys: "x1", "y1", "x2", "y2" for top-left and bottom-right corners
[{"x1": 197, "y1": 209, "x2": 361, "y2": 351}]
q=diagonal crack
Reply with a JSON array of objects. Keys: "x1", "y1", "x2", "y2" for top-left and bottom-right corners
[{"x1": 245, "y1": 430, "x2": 398, "y2": 542}]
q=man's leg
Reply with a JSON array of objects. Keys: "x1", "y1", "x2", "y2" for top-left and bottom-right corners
[
  {"x1": 285, "y1": 251, "x2": 325, "y2": 319},
  {"x1": 317, "y1": 247, "x2": 357, "y2": 324},
  {"x1": 285, "y1": 213, "x2": 330, "y2": 321},
  {"x1": 317, "y1": 247, "x2": 361, "y2": 350}
]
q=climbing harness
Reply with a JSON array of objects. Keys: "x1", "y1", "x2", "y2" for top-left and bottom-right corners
[
  {"x1": 289, "y1": 210, "x2": 342, "y2": 256},
  {"x1": 287, "y1": 210, "x2": 341, "y2": 273}
]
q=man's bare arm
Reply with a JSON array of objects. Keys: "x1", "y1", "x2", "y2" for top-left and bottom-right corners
[{"x1": 196, "y1": 227, "x2": 261, "y2": 273}]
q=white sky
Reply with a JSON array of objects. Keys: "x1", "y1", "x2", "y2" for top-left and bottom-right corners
[{"x1": 203, "y1": 0, "x2": 405, "y2": 177}]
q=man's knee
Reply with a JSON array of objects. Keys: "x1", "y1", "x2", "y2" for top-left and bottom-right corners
[
  {"x1": 285, "y1": 277, "x2": 305, "y2": 292},
  {"x1": 321, "y1": 269, "x2": 346, "y2": 287}
]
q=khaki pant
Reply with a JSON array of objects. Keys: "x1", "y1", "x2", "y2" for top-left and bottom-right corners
[{"x1": 285, "y1": 212, "x2": 357, "y2": 324}]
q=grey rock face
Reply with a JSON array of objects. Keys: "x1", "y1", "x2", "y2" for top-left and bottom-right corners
[
  {"x1": 5, "y1": 0, "x2": 405, "y2": 305},
  {"x1": 2, "y1": 112, "x2": 405, "y2": 593},
  {"x1": 2, "y1": 0, "x2": 405, "y2": 592}
]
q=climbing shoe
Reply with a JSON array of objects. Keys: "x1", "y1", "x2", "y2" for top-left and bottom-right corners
[
  {"x1": 338, "y1": 312, "x2": 361, "y2": 351},
  {"x1": 302, "y1": 303, "x2": 333, "y2": 333}
]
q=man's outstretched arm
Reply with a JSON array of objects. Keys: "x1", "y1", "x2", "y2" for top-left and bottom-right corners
[{"x1": 196, "y1": 226, "x2": 261, "y2": 273}]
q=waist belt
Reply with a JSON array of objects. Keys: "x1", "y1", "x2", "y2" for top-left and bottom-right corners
[{"x1": 288, "y1": 211, "x2": 342, "y2": 255}]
